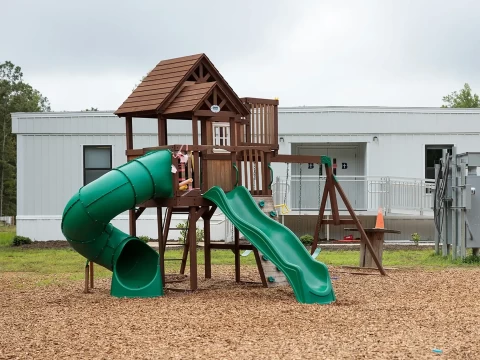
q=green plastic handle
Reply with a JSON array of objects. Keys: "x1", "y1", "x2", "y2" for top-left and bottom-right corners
[
  {"x1": 268, "y1": 163, "x2": 274, "y2": 189},
  {"x1": 232, "y1": 163, "x2": 239, "y2": 187}
]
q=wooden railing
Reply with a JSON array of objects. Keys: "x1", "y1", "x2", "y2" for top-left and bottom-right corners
[
  {"x1": 126, "y1": 144, "x2": 275, "y2": 196},
  {"x1": 240, "y1": 98, "x2": 278, "y2": 146}
]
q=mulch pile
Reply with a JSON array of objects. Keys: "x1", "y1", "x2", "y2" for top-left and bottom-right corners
[{"x1": 1, "y1": 265, "x2": 479, "y2": 359}]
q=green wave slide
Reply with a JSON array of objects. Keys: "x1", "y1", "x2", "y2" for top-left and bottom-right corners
[
  {"x1": 61, "y1": 150, "x2": 173, "y2": 298},
  {"x1": 203, "y1": 185, "x2": 336, "y2": 305}
]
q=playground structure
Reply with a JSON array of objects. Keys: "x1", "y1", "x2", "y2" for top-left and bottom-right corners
[
  {"x1": 61, "y1": 53, "x2": 386, "y2": 304},
  {"x1": 434, "y1": 147, "x2": 480, "y2": 259}
]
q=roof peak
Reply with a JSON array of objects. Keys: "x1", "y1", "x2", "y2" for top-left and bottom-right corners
[{"x1": 115, "y1": 53, "x2": 249, "y2": 118}]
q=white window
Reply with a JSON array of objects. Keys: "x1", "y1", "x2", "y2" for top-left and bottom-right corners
[{"x1": 213, "y1": 122, "x2": 230, "y2": 147}]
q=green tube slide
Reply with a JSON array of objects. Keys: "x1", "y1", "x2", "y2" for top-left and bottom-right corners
[
  {"x1": 203, "y1": 185, "x2": 336, "y2": 304},
  {"x1": 61, "y1": 150, "x2": 173, "y2": 298}
]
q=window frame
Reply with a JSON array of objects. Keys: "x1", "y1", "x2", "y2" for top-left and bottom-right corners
[
  {"x1": 212, "y1": 122, "x2": 231, "y2": 153},
  {"x1": 83, "y1": 145, "x2": 113, "y2": 185}
]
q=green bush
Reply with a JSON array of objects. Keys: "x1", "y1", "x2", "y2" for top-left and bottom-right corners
[
  {"x1": 138, "y1": 235, "x2": 151, "y2": 243},
  {"x1": 463, "y1": 254, "x2": 480, "y2": 264},
  {"x1": 12, "y1": 235, "x2": 32, "y2": 246},
  {"x1": 299, "y1": 234, "x2": 313, "y2": 246},
  {"x1": 411, "y1": 232, "x2": 421, "y2": 245},
  {"x1": 176, "y1": 220, "x2": 204, "y2": 244}
]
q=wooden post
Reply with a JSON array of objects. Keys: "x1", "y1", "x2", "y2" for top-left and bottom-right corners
[
  {"x1": 89, "y1": 261, "x2": 94, "y2": 289},
  {"x1": 158, "y1": 116, "x2": 167, "y2": 145},
  {"x1": 311, "y1": 175, "x2": 330, "y2": 255},
  {"x1": 200, "y1": 120, "x2": 208, "y2": 192},
  {"x1": 125, "y1": 116, "x2": 133, "y2": 150},
  {"x1": 234, "y1": 228, "x2": 240, "y2": 283},
  {"x1": 192, "y1": 116, "x2": 200, "y2": 188},
  {"x1": 188, "y1": 207, "x2": 198, "y2": 291},
  {"x1": 126, "y1": 116, "x2": 136, "y2": 237},
  {"x1": 229, "y1": 117, "x2": 238, "y2": 189},
  {"x1": 84, "y1": 263, "x2": 89, "y2": 293},
  {"x1": 252, "y1": 249, "x2": 268, "y2": 287},
  {"x1": 326, "y1": 166, "x2": 340, "y2": 225},
  {"x1": 360, "y1": 231, "x2": 384, "y2": 267},
  {"x1": 273, "y1": 105, "x2": 278, "y2": 146},
  {"x1": 203, "y1": 207, "x2": 215, "y2": 279},
  {"x1": 129, "y1": 210, "x2": 136, "y2": 237},
  {"x1": 180, "y1": 221, "x2": 189, "y2": 275},
  {"x1": 204, "y1": 216, "x2": 212, "y2": 279},
  {"x1": 157, "y1": 207, "x2": 165, "y2": 286},
  {"x1": 163, "y1": 207, "x2": 173, "y2": 253}
]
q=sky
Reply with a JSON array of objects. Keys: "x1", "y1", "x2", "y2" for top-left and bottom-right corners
[{"x1": 2, "y1": 0, "x2": 480, "y2": 111}]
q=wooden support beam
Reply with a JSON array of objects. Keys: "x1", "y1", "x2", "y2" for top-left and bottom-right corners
[
  {"x1": 202, "y1": 206, "x2": 217, "y2": 279},
  {"x1": 157, "y1": 116, "x2": 167, "y2": 145},
  {"x1": 271, "y1": 154, "x2": 322, "y2": 164},
  {"x1": 125, "y1": 116, "x2": 133, "y2": 150},
  {"x1": 253, "y1": 248, "x2": 268, "y2": 288},
  {"x1": 241, "y1": 97, "x2": 279, "y2": 106},
  {"x1": 129, "y1": 209, "x2": 136, "y2": 237},
  {"x1": 157, "y1": 207, "x2": 165, "y2": 286},
  {"x1": 134, "y1": 207, "x2": 146, "y2": 220},
  {"x1": 209, "y1": 243, "x2": 255, "y2": 250},
  {"x1": 326, "y1": 166, "x2": 340, "y2": 225},
  {"x1": 89, "y1": 262, "x2": 94, "y2": 289},
  {"x1": 334, "y1": 180, "x2": 387, "y2": 276},
  {"x1": 140, "y1": 144, "x2": 278, "y2": 153},
  {"x1": 188, "y1": 206, "x2": 203, "y2": 291},
  {"x1": 200, "y1": 120, "x2": 208, "y2": 192},
  {"x1": 194, "y1": 110, "x2": 239, "y2": 118},
  {"x1": 234, "y1": 228, "x2": 240, "y2": 283},
  {"x1": 311, "y1": 177, "x2": 330, "y2": 254},
  {"x1": 163, "y1": 207, "x2": 173, "y2": 252},
  {"x1": 192, "y1": 116, "x2": 200, "y2": 188},
  {"x1": 273, "y1": 104, "x2": 279, "y2": 144},
  {"x1": 84, "y1": 263, "x2": 89, "y2": 294}
]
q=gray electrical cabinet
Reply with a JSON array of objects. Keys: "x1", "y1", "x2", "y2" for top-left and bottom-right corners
[{"x1": 465, "y1": 176, "x2": 480, "y2": 248}]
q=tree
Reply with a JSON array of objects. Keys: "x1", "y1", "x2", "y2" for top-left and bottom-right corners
[
  {"x1": 84, "y1": 107, "x2": 98, "y2": 111},
  {"x1": 0, "y1": 61, "x2": 50, "y2": 216},
  {"x1": 441, "y1": 83, "x2": 480, "y2": 108}
]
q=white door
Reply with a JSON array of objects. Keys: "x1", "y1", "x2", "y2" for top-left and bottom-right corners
[
  {"x1": 328, "y1": 148, "x2": 357, "y2": 210},
  {"x1": 293, "y1": 147, "x2": 328, "y2": 211}
]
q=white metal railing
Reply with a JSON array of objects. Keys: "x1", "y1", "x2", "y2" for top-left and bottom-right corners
[{"x1": 272, "y1": 175, "x2": 435, "y2": 216}]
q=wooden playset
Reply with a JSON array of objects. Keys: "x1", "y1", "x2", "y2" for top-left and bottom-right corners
[{"x1": 81, "y1": 53, "x2": 387, "y2": 296}]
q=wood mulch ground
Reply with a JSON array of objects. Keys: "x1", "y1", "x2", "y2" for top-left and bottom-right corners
[{"x1": 1, "y1": 265, "x2": 479, "y2": 360}]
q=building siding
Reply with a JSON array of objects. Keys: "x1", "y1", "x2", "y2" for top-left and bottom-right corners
[{"x1": 11, "y1": 108, "x2": 480, "y2": 241}]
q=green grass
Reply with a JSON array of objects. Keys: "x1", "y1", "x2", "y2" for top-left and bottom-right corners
[
  {"x1": 1, "y1": 222, "x2": 477, "y2": 288},
  {"x1": 0, "y1": 247, "x2": 258, "y2": 281},
  {"x1": 318, "y1": 249, "x2": 476, "y2": 268},
  {"x1": 0, "y1": 225, "x2": 15, "y2": 247},
  {"x1": 1, "y1": 245, "x2": 478, "y2": 277}
]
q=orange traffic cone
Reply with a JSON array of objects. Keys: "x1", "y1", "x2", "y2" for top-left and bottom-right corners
[{"x1": 374, "y1": 207, "x2": 384, "y2": 229}]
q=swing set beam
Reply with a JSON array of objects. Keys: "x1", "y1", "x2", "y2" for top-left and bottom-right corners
[{"x1": 271, "y1": 154, "x2": 387, "y2": 276}]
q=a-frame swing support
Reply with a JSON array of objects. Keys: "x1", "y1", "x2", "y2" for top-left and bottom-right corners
[{"x1": 310, "y1": 157, "x2": 387, "y2": 276}]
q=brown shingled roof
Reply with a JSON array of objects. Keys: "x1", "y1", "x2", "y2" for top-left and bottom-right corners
[
  {"x1": 163, "y1": 82, "x2": 216, "y2": 115},
  {"x1": 114, "y1": 53, "x2": 250, "y2": 118},
  {"x1": 115, "y1": 54, "x2": 203, "y2": 116}
]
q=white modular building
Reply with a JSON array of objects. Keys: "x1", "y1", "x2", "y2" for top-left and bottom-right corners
[{"x1": 12, "y1": 106, "x2": 480, "y2": 241}]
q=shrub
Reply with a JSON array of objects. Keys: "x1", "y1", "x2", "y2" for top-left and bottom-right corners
[
  {"x1": 138, "y1": 235, "x2": 151, "y2": 243},
  {"x1": 411, "y1": 232, "x2": 421, "y2": 245},
  {"x1": 463, "y1": 254, "x2": 480, "y2": 264},
  {"x1": 12, "y1": 235, "x2": 32, "y2": 246},
  {"x1": 176, "y1": 220, "x2": 204, "y2": 244},
  {"x1": 300, "y1": 234, "x2": 314, "y2": 246}
]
